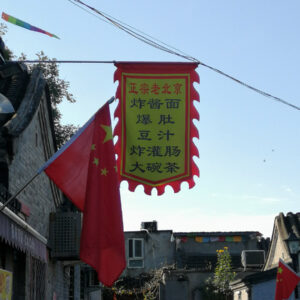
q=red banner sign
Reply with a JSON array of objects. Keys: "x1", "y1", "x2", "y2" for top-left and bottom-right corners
[{"x1": 114, "y1": 62, "x2": 199, "y2": 195}]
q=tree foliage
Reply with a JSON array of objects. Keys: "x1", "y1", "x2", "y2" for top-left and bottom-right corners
[
  {"x1": 0, "y1": 24, "x2": 78, "y2": 147},
  {"x1": 103, "y1": 265, "x2": 175, "y2": 300},
  {"x1": 213, "y1": 247, "x2": 236, "y2": 292},
  {"x1": 0, "y1": 24, "x2": 13, "y2": 60},
  {"x1": 0, "y1": 23, "x2": 6, "y2": 36},
  {"x1": 19, "y1": 51, "x2": 78, "y2": 148},
  {"x1": 202, "y1": 247, "x2": 235, "y2": 300}
]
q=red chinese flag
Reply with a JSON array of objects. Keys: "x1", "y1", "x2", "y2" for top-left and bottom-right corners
[
  {"x1": 275, "y1": 259, "x2": 300, "y2": 300},
  {"x1": 40, "y1": 102, "x2": 125, "y2": 286}
]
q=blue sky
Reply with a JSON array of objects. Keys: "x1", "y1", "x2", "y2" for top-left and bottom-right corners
[{"x1": 1, "y1": 0, "x2": 299, "y2": 237}]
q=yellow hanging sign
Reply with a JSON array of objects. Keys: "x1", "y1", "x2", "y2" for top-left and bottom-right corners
[{"x1": 114, "y1": 63, "x2": 200, "y2": 195}]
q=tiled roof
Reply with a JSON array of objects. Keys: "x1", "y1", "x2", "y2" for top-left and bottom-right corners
[
  {"x1": 282, "y1": 212, "x2": 300, "y2": 238},
  {"x1": 275, "y1": 212, "x2": 300, "y2": 242},
  {"x1": 231, "y1": 268, "x2": 277, "y2": 286},
  {"x1": 263, "y1": 212, "x2": 299, "y2": 271}
]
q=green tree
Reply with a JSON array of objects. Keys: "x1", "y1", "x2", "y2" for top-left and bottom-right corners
[
  {"x1": 19, "y1": 51, "x2": 78, "y2": 148},
  {"x1": 0, "y1": 25, "x2": 78, "y2": 147},
  {"x1": 213, "y1": 247, "x2": 235, "y2": 293},
  {"x1": 0, "y1": 23, "x2": 6, "y2": 36},
  {"x1": 0, "y1": 24, "x2": 13, "y2": 59},
  {"x1": 202, "y1": 247, "x2": 235, "y2": 300}
]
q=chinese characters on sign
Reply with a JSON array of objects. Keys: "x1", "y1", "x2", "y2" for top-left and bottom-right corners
[
  {"x1": 127, "y1": 79, "x2": 186, "y2": 177},
  {"x1": 114, "y1": 63, "x2": 199, "y2": 195}
]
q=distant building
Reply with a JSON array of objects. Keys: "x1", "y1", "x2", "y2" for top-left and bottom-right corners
[
  {"x1": 230, "y1": 212, "x2": 300, "y2": 300},
  {"x1": 123, "y1": 221, "x2": 174, "y2": 277},
  {"x1": 120, "y1": 221, "x2": 268, "y2": 300}
]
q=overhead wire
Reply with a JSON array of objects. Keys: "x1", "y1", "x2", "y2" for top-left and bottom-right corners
[
  {"x1": 67, "y1": 0, "x2": 300, "y2": 111},
  {"x1": 17, "y1": 60, "x2": 115, "y2": 64},
  {"x1": 66, "y1": 0, "x2": 116, "y2": 27},
  {"x1": 84, "y1": 5, "x2": 198, "y2": 62},
  {"x1": 199, "y1": 62, "x2": 300, "y2": 111},
  {"x1": 72, "y1": 0, "x2": 198, "y2": 62},
  {"x1": 20, "y1": 0, "x2": 299, "y2": 111}
]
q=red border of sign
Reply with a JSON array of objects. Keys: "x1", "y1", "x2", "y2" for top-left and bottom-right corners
[{"x1": 114, "y1": 62, "x2": 200, "y2": 195}]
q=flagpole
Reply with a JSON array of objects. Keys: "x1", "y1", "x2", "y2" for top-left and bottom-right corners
[
  {"x1": 107, "y1": 96, "x2": 115, "y2": 104},
  {"x1": 0, "y1": 172, "x2": 39, "y2": 212},
  {"x1": 0, "y1": 96, "x2": 116, "y2": 213}
]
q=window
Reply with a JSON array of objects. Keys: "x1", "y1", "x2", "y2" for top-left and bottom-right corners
[{"x1": 128, "y1": 238, "x2": 144, "y2": 268}]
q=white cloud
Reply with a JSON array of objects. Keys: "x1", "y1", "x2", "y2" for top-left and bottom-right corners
[
  {"x1": 260, "y1": 197, "x2": 281, "y2": 203},
  {"x1": 281, "y1": 185, "x2": 294, "y2": 195},
  {"x1": 120, "y1": 186, "x2": 278, "y2": 239},
  {"x1": 242, "y1": 195, "x2": 282, "y2": 203},
  {"x1": 122, "y1": 199, "x2": 276, "y2": 238}
]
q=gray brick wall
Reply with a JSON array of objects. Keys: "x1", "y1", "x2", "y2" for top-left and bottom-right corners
[
  {"x1": 8, "y1": 90, "x2": 65, "y2": 299},
  {"x1": 9, "y1": 93, "x2": 58, "y2": 237}
]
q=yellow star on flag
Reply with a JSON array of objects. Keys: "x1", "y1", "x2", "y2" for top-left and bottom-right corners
[
  {"x1": 278, "y1": 267, "x2": 283, "y2": 274},
  {"x1": 101, "y1": 124, "x2": 113, "y2": 144},
  {"x1": 93, "y1": 157, "x2": 99, "y2": 166},
  {"x1": 101, "y1": 168, "x2": 108, "y2": 176},
  {"x1": 91, "y1": 144, "x2": 96, "y2": 151}
]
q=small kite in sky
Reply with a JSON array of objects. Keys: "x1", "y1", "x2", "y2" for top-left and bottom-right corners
[{"x1": 1, "y1": 12, "x2": 59, "y2": 39}]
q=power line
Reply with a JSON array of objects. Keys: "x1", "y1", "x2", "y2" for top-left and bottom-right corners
[
  {"x1": 67, "y1": 0, "x2": 114, "y2": 27},
  {"x1": 77, "y1": 2, "x2": 198, "y2": 62},
  {"x1": 199, "y1": 62, "x2": 300, "y2": 111},
  {"x1": 18, "y1": 58, "x2": 300, "y2": 111},
  {"x1": 17, "y1": 60, "x2": 115, "y2": 64},
  {"x1": 71, "y1": 0, "x2": 198, "y2": 62},
  {"x1": 64, "y1": 0, "x2": 299, "y2": 111}
]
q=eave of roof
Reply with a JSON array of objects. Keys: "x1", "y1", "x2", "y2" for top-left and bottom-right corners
[{"x1": 231, "y1": 267, "x2": 277, "y2": 287}]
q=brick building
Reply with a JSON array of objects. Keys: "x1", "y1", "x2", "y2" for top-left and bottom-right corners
[{"x1": 0, "y1": 58, "x2": 67, "y2": 298}]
